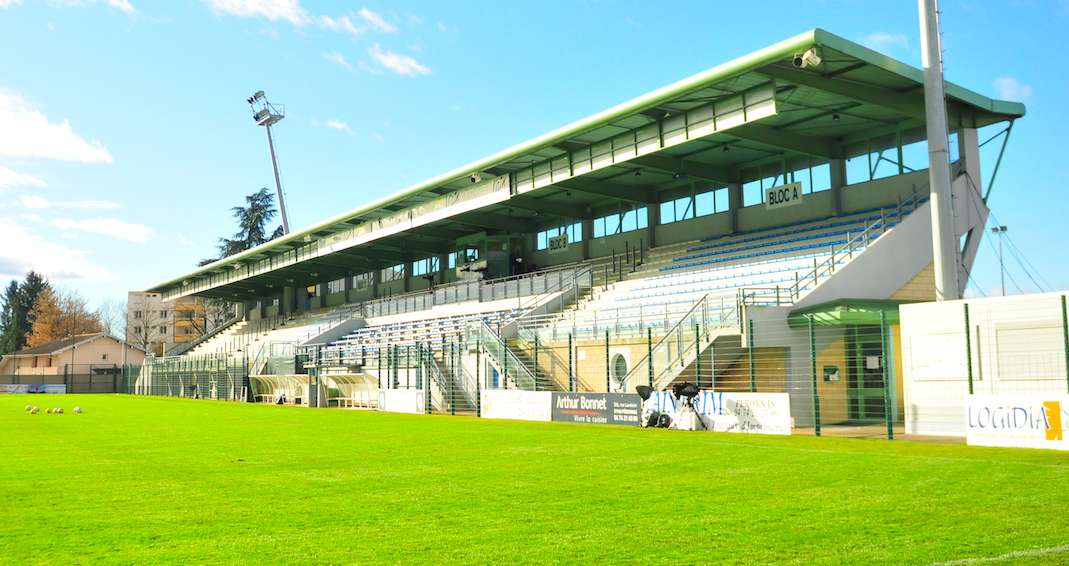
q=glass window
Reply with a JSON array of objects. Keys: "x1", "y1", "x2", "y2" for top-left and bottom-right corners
[
  {"x1": 743, "y1": 179, "x2": 762, "y2": 207},
  {"x1": 352, "y1": 272, "x2": 373, "y2": 290},
  {"x1": 381, "y1": 263, "x2": 405, "y2": 282},
  {"x1": 536, "y1": 223, "x2": 583, "y2": 251},
  {"x1": 327, "y1": 278, "x2": 346, "y2": 294},
  {"x1": 412, "y1": 256, "x2": 440, "y2": 277},
  {"x1": 592, "y1": 207, "x2": 646, "y2": 238},
  {"x1": 695, "y1": 191, "x2": 715, "y2": 216}
]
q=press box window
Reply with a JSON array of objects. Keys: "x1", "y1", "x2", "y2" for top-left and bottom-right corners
[
  {"x1": 448, "y1": 248, "x2": 480, "y2": 268},
  {"x1": 412, "y1": 256, "x2": 440, "y2": 277}
]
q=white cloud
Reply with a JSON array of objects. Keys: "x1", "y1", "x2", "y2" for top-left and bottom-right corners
[
  {"x1": 993, "y1": 76, "x2": 1033, "y2": 101},
  {"x1": 357, "y1": 60, "x2": 383, "y2": 75},
  {"x1": 322, "y1": 51, "x2": 352, "y2": 70},
  {"x1": 319, "y1": 8, "x2": 397, "y2": 36},
  {"x1": 49, "y1": 0, "x2": 135, "y2": 14},
  {"x1": 106, "y1": 0, "x2": 134, "y2": 14},
  {"x1": 370, "y1": 131, "x2": 384, "y2": 144},
  {"x1": 324, "y1": 119, "x2": 354, "y2": 135},
  {"x1": 0, "y1": 89, "x2": 113, "y2": 163},
  {"x1": 203, "y1": 0, "x2": 308, "y2": 25},
  {"x1": 19, "y1": 195, "x2": 119, "y2": 209},
  {"x1": 0, "y1": 166, "x2": 46, "y2": 189},
  {"x1": 862, "y1": 32, "x2": 909, "y2": 52},
  {"x1": 50, "y1": 217, "x2": 152, "y2": 243},
  {"x1": 0, "y1": 216, "x2": 111, "y2": 281},
  {"x1": 367, "y1": 43, "x2": 430, "y2": 77},
  {"x1": 435, "y1": 21, "x2": 448, "y2": 32},
  {"x1": 318, "y1": 13, "x2": 360, "y2": 34},
  {"x1": 357, "y1": 8, "x2": 396, "y2": 33},
  {"x1": 0, "y1": 0, "x2": 22, "y2": 8}
]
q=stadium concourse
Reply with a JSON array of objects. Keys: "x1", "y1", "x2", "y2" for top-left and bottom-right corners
[{"x1": 134, "y1": 29, "x2": 1025, "y2": 437}]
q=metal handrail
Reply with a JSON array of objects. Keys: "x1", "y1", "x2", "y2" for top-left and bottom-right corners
[
  {"x1": 737, "y1": 203, "x2": 906, "y2": 309},
  {"x1": 474, "y1": 322, "x2": 539, "y2": 390},
  {"x1": 621, "y1": 293, "x2": 737, "y2": 388}
]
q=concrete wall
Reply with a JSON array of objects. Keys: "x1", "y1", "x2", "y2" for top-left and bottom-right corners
[{"x1": 900, "y1": 292, "x2": 1069, "y2": 437}]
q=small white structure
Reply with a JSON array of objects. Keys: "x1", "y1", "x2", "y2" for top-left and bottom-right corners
[{"x1": 900, "y1": 292, "x2": 1069, "y2": 437}]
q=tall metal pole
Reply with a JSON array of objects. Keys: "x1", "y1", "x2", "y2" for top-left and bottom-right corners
[
  {"x1": 991, "y1": 226, "x2": 1007, "y2": 296},
  {"x1": 998, "y1": 231, "x2": 1004, "y2": 296},
  {"x1": 265, "y1": 124, "x2": 290, "y2": 235},
  {"x1": 919, "y1": 0, "x2": 960, "y2": 301}
]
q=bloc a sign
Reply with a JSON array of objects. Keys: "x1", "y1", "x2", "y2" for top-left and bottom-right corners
[
  {"x1": 548, "y1": 233, "x2": 569, "y2": 253},
  {"x1": 764, "y1": 182, "x2": 803, "y2": 210}
]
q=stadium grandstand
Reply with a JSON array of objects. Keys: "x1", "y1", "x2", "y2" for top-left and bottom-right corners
[{"x1": 134, "y1": 28, "x2": 1024, "y2": 433}]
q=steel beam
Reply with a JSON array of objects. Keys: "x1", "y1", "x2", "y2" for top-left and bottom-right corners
[
  {"x1": 759, "y1": 66, "x2": 926, "y2": 120},
  {"x1": 555, "y1": 179, "x2": 656, "y2": 204},
  {"x1": 631, "y1": 154, "x2": 738, "y2": 184}
]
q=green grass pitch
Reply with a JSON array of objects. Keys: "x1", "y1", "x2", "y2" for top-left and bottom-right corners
[{"x1": 2, "y1": 395, "x2": 1068, "y2": 565}]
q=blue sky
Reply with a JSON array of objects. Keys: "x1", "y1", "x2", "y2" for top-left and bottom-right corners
[{"x1": 0, "y1": 0, "x2": 1065, "y2": 307}]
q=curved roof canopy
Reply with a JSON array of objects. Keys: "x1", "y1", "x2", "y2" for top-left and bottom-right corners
[{"x1": 149, "y1": 28, "x2": 1024, "y2": 300}]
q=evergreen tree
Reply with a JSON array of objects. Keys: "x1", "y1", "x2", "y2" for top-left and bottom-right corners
[
  {"x1": 198, "y1": 187, "x2": 283, "y2": 266},
  {"x1": 19, "y1": 271, "x2": 48, "y2": 334},
  {"x1": 0, "y1": 281, "x2": 20, "y2": 354},
  {"x1": 0, "y1": 272, "x2": 50, "y2": 354}
]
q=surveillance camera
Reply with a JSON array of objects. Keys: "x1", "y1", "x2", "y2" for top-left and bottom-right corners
[
  {"x1": 792, "y1": 48, "x2": 822, "y2": 69},
  {"x1": 469, "y1": 173, "x2": 482, "y2": 184}
]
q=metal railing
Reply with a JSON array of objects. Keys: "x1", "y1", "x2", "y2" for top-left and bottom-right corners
[
  {"x1": 622, "y1": 293, "x2": 739, "y2": 390},
  {"x1": 739, "y1": 200, "x2": 917, "y2": 308},
  {"x1": 473, "y1": 322, "x2": 539, "y2": 390},
  {"x1": 360, "y1": 263, "x2": 593, "y2": 318}
]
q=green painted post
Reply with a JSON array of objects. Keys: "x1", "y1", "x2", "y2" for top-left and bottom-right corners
[
  {"x1": 450, "y1": 342, "x2": 456, "y2": 416},
  {"x1": 1062, "y1": 296, "x2": 1069, "y2": 394},
  {"x1": 415, "y1": 342, "x2": 422, "y2": 389},
  {"x1": 710, "y1": 340, "x2": 717, "y2": 391},
  {"x1": 694, "y1": 323, "x2": 701, "y2": 388},
  {"x1": 647, "y1": 327, "x2": 654, "y2": 388},
  {"x1": 748, "y1": 319, "x2": 757, "y2": 392},
  {"x1": 964, "y1": 304, "x2": 973, "y2": 395},
  {"x1": 568, "y1": 333, "x2": 575, "y2": 392},
  {"x1": 881, "y1": 310, "x2": 893, "y2": 440},
  {"x1": 425, "y1": 345, "x2": 431, "y2": 415},
  {"x1": 534, "y1": 335, "x2": 540, "y2": 392},
  {"x1": 476, "y1": 338, "x2": 485, "y2": 412},
  {"x1": 808, "y1": 315, "x2": 821, "y2": 437},
  {"x1": 605, "y1": 329, "x2": 611, "y2": 392},
  {"x1": 393, "y1": 345, "x2": 399, "y2": 389}
]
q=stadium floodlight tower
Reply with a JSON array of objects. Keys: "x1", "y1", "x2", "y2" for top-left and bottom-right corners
[
  {"x1": 918, "y1": 0, "x2": 959, "y2": 300},
  {"x1": 247, "y1": 90, "x2": 291, "y2": 235}
]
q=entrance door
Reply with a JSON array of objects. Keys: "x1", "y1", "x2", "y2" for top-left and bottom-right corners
[{"x1": 847, "y1": 326, "x2": 886, "y2": 421}]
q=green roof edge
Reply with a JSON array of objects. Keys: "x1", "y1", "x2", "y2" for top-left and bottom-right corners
[{"x1": 149, "y1": 28, "x2": 1024, "y2": 294}]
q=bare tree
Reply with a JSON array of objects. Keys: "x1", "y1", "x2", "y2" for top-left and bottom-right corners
[
  {"x1": 204, "y1": 299, "x2": 234, "y2": 333},
  {"x1": 96, "y1": 298, "x2": 127, "y2": 340},
  {"x1": 126, "y1": 297, "x2": 165, "y2": 356}
]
